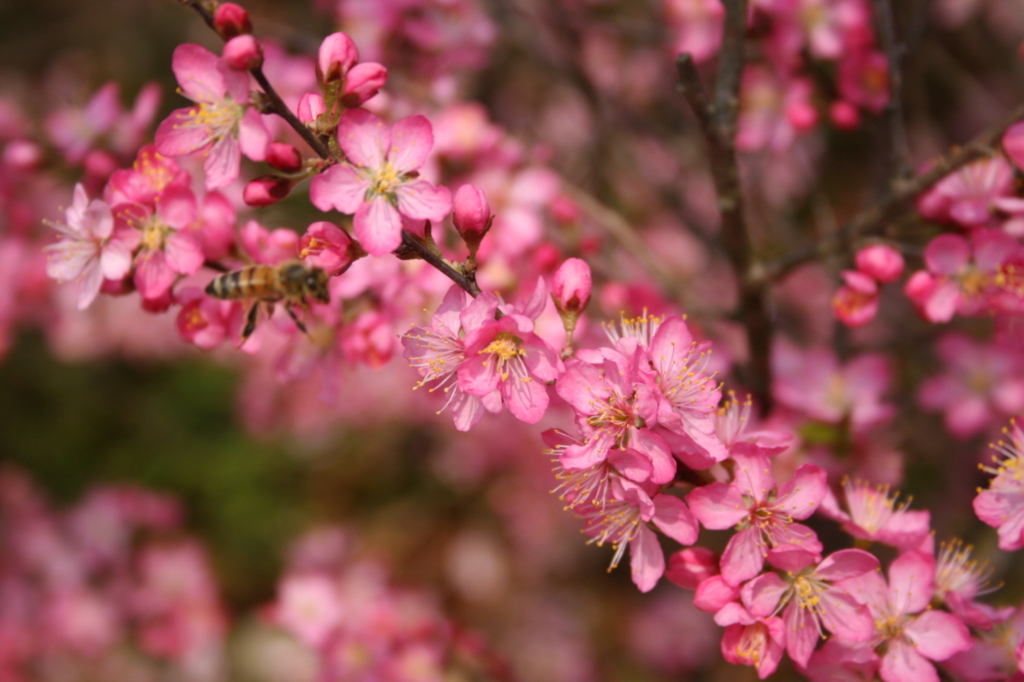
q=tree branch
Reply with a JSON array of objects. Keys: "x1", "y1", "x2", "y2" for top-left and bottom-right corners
[
  {"x1": 874, "y1": 0, "x2": 912, "y2": 178},
  {"x1": 753, "y1": 100, "x2": 1024, "y2": 286}
]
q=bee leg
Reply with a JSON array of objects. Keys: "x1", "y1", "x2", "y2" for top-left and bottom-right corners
[
  {"x1": 241, "y1": 301, "x2": 260, "y2": 342},
  {"x1": 285, "y1": 303, "x2": 309, "y2": 336}
]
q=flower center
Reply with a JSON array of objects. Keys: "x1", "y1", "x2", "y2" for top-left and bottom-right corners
[{"x1": 370, "y1": 161, "x2": 399, "y2": 196}]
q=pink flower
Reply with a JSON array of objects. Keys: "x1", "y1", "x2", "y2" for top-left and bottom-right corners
[
  {"x1": 838, "y1": 49, "x2": 889, "y2": 114},
  {"x1": 176, "y1": 286, "x2": 238, "y2": 350},
  {"x1": 402, "y1": 286, "x2": 502, "y2": 431},
  {"x1": 856, "y1": 244, "x2": 905, "y2": 283},
  {"x1": 299, "y1": 221, "x2": 364, "y2": 276},
  {"x1": 271, "y1": 573, "x2": 343, "y2": 648},
  {"x1": 836, "y1": 551, "x2": 972, "y2": 682},
  {"x1": 715, "y1": 603, "x2": 786, "y2": 679},
  {"x1": 832, "y1": 269, "x2": 879, "y2": 327},
  {"x1": 664, "y1": 0, "x2": 725, "y2": 63},
  {"x1": 819, "y1": 478, "x2": 931, "y2": 550},
  {"x1": 575, "y1": 477, "x2": 698, "y2": 592},
  {"x1": 918, "y1": 333, "x2": 1024, "y2": 438},
  {"x1": 457, "y1": 281, "x2": 562, "y2": 424},
  {"x1": 772, "y1": 341, "x2": 895, "y2": 430},
  {"x1": 555, "y1": 344, "x2": 674, "y2": 483},
  {"x1": 903, "y1": 229, "x2": 1023, "y2": 322},
  {"x1": 645, "y1": 316, "x2": 727, "y2": 466},
  {"x1": 918, "y1": 157, "x2": 1015, "y2": 227},
  {"x1": 686, "y1": 450, "x2": 827, "y2": 585},
  {"x1": 742, "y1": 548, "x2": 879, "y2": 667},
  {"x1": 310, "y1": 109, "x2": 452, "y2": 256},
  {"x1": 115, "y1": 186, "x2": 205, "y2": 300},
  {"x1": 934, "y1": 538, "x2": 1009, "y2": 630},
  {"x1": 154, "y1": 44, "x2": 270, "y2": 190},
  {"x1": 736, "y1": 66, "x2": 818, "y2": 153},
  {"x1": 712, "y1": 392, "x2": 793, "y2": 458},
  {"x1": 974, "y1": 420, "x2": 1024, "y2": 551},
  {"x1": 44, "y1": 184, "x2": 133, "y2": 309},
  {"x1": 105, "y1": 145, "x2": 191, "y2": 207},
  {"x1": 945, "y1": 605, "x2": 1024, "y2": 682}
]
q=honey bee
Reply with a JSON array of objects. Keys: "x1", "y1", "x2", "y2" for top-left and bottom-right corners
[{"x1": 205, "y1": 260, "x2": 330, "y2": 341}]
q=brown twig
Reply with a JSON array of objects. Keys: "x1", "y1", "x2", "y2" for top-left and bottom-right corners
[
  {"x1": 753, "y1": 100, "x2": 1024, "y2": 286},
  {"x1": 676, "y1": 0, "x2": 773, "y2": 411},
  {"x1": 874, "y1": 0, "x2": 912, "y2": 178},
  {"x1": 397, "y1": 232, "x2": 481, "y2": 297}
]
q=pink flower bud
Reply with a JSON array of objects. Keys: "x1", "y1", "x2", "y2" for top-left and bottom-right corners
[
  {"x1": 213, "y1": 3, "x2": 252, "y2": 39},
  {"x1": 297, "y1": 93, "x2": 325, "y2": 124},
  {"x1": 829, "y1": 100, "x2": 860, "y2": 130},
  {"x1": 549, "y1": 194, "x2": 581, "y2": 225},
  {"x1": 665, "y1": 547, "x2": 718, "y2": 590},
  {"x1": 855, "y1": 244, "x2": 904, "y2": 283},
  {"x1": 452, "y1": 184, "x2": 491, "y2": 245},
  {"x1": 222, "y1": 35, "x2": 263, "y2": 71},
  {"x1": 786, "y1": 100, "x2": 818, "y2": 132},
  {"x1": 551, "y1": 258, "x2": 591, "y2": 315},
  {"x1": 340, "y1": 62, "x2": 388, "y2": 108},
  {"x1": 299, "y1": 221, "x2": 363, "y2": 276},
  {"x1": 266, "y1": 143, "x2": 302, "y2": 173},
  {"x1": 317, "y1": 32, "x2": 359, "y2": 84},
  {"x1": 1003, "y1": 121, "x2": 1024, "y2": 172},
  {"x1": 243, "y1": 176, "x2": 295, "y2": 206},
  {"x1": 3, "y1": 139, "x2": 41, "y2": 170}
]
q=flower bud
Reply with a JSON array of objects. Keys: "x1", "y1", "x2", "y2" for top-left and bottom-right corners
[
  {"x1": 243, "y1": 176, "x2": 295, "y2": 206},
  {"x1": 829, "y1": 100, "x2": 860, "y2": 130},
  {"x1": 665, "y1": 548, "x2": 718, "y2": 590},
  {"x1": 213, "y1": 3, "x2": 252, "y2": 39},
  {"x1": 297, "y1": 93, "x2": 325, "y2": 124},
  {"x1": 551, "y1": 258, "x2": 592, "y2": 315},
  {"x1": 266, "y1": 143, "x2": 302, "y2": 173},
  {"x1": 299, "y1": 221, "x2": 364, "y2": 276},
  {"x1": 340, "y1": 62, "x2": 388, "y2": 108},
  {"x1": 855, "y1": 244, "x2": 904, "y2": 283},
  {"x1": 3, "y1": 139, "x2": 41, "y2": 170},
  {"x1": 452, "y1": 184, "x2": 492, "y2": 251},
  {"x1": 317, "y1": 33, "x2": 359, "y2": 85},
  {"x1": 222, "y1": 35, "x2": 263, "y2": 71}
]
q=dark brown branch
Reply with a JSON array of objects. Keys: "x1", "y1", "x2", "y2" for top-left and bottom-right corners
[
  {"x1": 753, "y1": 100, "x2": 1024, "y2": 286},
  {"x1": 874, "y1": 0, "x2": 912, "y2": 178},
  {"x1": 397, "y1": 232, "x2": 481, "y2": 298},
  {"x1": 677, "y1": 0, "x2": 771, "y2": 412}
]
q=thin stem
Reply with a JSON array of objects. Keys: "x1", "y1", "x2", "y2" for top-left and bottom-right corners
[
  {"x1": 874, "y1": 0, "x2": 912, "y2": 178},
  {"x1": 397, "y1": 232, "x2": 481, "y2": 297},
  {"x1": 754, "y1": 100, "x2": 1024, "y2": 286}
]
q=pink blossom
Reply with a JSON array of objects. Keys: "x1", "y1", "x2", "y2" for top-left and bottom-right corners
[
  {"x1": 310, "y1": 109, "x2": 452, "y2": 256},
  {"x1": 974, "y1": 420, "x2": 1024, "y2": 551},
  {"x1": 772, "y1": 340, "x2": 895, "y2": 430},
  {"x1": 856, "y1": 244, "x2": 905, "y2": 283},
  {"x1": 105, "y1": 145, "x2": 191, "y2": 207},
  {"x1": 44, "y1": 184, "x2": 133, "y2": 309},
  {"x1": 644, "y1": 316, "x2": 727, "y2": 466},
  {"x1": 115, "y1": 185, "x2": 205, "y2": 300},
  {"x1": 686, "y1": 450, "x2": 827, "y2": 585},
  {"x1": 575, "y1": 477, "x2": 698, "y2": 592},
  {"x1": 945, "y1": 605, "x2": 1024, "y2": 682},
  {"x1": 44, "y1": 82, "x2": 121, "y2": 163},
  {"x1": 154, "y1": 43, "x2": 270, "y2": 190},
  {"x1": 665, "y1": 546, "x2": 718, "y2": 590},
  {"x1": 176, "y1": 286, "x2": 238, "y2": 350},
  {"x1": 716, "y1": 603, "x2": 786, "y2": 679},
  {"x1": 403, "y1": 286, "x2": 502, "y2": 431},
  {"x1": 552, "y1": 258, "x2": 592, "y2": 316},
  {"x1": 452, "y1": 184, "x2": 492, "y2": 247},
  {"x1": 742, "y1": 548, "x2": 878, "y2": 667},
  {"x1": 819, "y1": 478, "x2": 931, "y2": 550},
  {"x1": 712, "y1": 391, "x2": 793, "y2": 458},
  {"x1": 555, "y1": 343, "x2": 674, "y2": 482},
  {"x1": 838, "y1": 49, "x2": 889, "y2": 114},
  {"x1": 832, "y1": 269, "x2": 880, "y2": 327},
  {"x1": 934, "y1": 538, "x2": 1009, "y2": 630},
  {"x1": 904, "y1": 229, "x2": 1023, "y2": 322},
  {"x1": 457, "y1": 281, "x2": 562, "y2": 424},
  {"x1": 836, "y1": 551, "x2": 972, "y2": 682},
  {"x1": 736, "y1": 66, "x2": 817, "y2": 153},
  {"x1": 918, "y1": 333, "x2": 1024, "y2": 438},
  {"x1": 299, "y1": 221, "x2": 363, "y2": 276},
  {"x1": 271, "y1": 573, "x2": 343, "y2": 648},
  {"x1": 918, "y1": 157, "x2": 1015, "y2": 227},
  {"x1": 664, "y1": 0, "x2": 725, "y2": 63}
]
